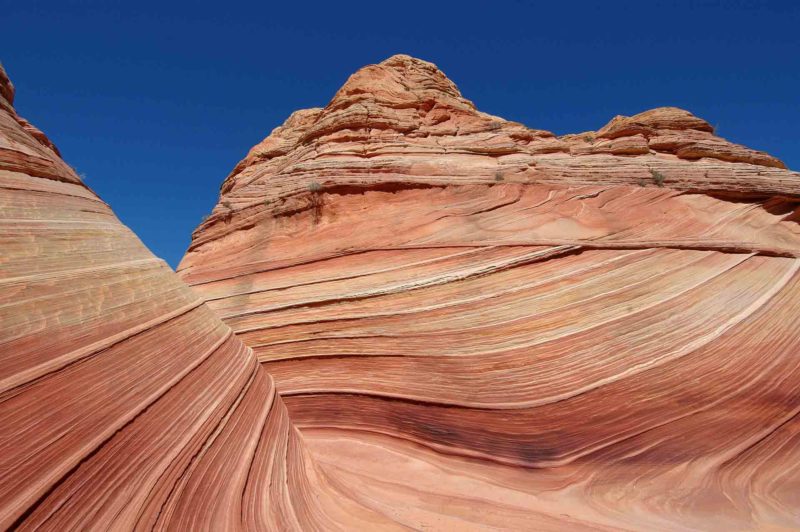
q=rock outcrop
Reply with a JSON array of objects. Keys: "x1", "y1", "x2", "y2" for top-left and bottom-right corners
[
  {"x1": 3, "y1": 53, "x2": 800, "y2": 530},
  {"x1": 0, "y1": 63, "x2": 398, "y2": 530},
  {"x1": 179, "y1": 55, "x2": 800, "y2": 529}
]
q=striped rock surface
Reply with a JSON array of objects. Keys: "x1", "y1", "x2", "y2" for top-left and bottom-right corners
[
  {"x1": 179, "y1": 55, "x2": 800, "y2": 529},
  {"x1": 0, "y1": 64, "x2": 400, "y2": 530}
]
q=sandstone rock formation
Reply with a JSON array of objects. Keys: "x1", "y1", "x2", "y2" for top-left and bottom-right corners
[
  {"x1": 0, "y1": 63, "x2": 401, "y2": 530},
  {"x1": 3, "y1": 53, "x2": 800, "y2": 530},
  {"x1": 178, "y1": 55, "x2": 800, "y2": 529}
]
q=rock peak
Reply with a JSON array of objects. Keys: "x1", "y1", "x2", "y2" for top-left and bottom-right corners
[
  {"x1": 328, "y1": 54, "x2": 473, "y2": 111},
  {"x1": 215, "y1": 55, "x2": 793, "y2": 202},
  {"x1": 379, "y1": 53, "x2": 437, "y2": 68},
  {"x1": 597, "y1": 106, "x2": 714, "y2": 140},
  {"x1": 0, "y1": 63, "x2": 15, "y2": 106},
  {"x1": 0, "y1": 64, "x2": 70, "y2": 171}
]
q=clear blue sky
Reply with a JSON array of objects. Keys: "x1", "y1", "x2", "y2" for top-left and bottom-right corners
[{"x1": 3, "y1": 1, "x2": 798, "y2": 268}]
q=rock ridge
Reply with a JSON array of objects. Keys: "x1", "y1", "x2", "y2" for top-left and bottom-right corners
[
  {"x1": 179, "y1": 55, "x2": 800, "y2": 530},
  {"x1": 189, "y1": 55, "x2": 796, "y2": 263}
]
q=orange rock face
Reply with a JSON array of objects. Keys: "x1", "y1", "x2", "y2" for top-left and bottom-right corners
[
  {"x1": 3, "y1": 53, "x2": 800, "y2": 530},
  {"x1": 0, "y1": 64, "x2": 401, "y2": 530},
  {"x1": 179, "y1": 55, "x2": 800, "y2": 529}
]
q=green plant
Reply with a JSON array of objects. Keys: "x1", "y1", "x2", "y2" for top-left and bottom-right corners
[
  {"x1": 305, "y1": 181, "x2": 324, "y2": 224},
  {"x1": 650, "y1": 168, "x2": 666, "y2": 187},
  {"x1": 221, "y1": 200, "x2": 233, "y2": 210},
  {"x1": 494, "y1": 171, "x2": 504, "y2": 182}
]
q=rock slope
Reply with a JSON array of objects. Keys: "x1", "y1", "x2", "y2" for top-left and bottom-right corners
[
  {"x1": 179, "y1": 55, "x2": 800, "y2": 529},
  {"x1": 0, "y1": 63, "x2": 399, "y2": 531}
]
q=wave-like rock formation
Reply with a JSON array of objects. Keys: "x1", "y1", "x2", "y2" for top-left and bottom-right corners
[
  {"x1": 0, "y1": 64, "x2": 407, "y2": 530},
  {"x1": 179, "y1": 55, "x2": 800, "y2": 529}
]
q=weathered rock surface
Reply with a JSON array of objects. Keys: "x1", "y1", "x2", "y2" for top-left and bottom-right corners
[
  {"x1": 0, "y1": 63, "x2": 398, "y2": 530},
  {"x1": 3, "y1": 52, "x2": 800, "y2": 530},
  {"x1": 179, "y1": 55, "x2": 800, "y2": 530}
]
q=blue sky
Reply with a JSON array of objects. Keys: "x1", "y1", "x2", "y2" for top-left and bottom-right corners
[{"x1": 3, "y1": 0, "x2": 798, "y2": 268}]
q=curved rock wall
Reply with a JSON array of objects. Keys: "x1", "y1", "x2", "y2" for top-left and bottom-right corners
[
  {"x1": 180, "y1": 55, "x2": 800, "y2": 529},
  {"x1": 3, "y1": 53, "x2": 800, "y2": 529},
  {"x1": 0, "y1": 64, "x2": 394, "y2": 531}
]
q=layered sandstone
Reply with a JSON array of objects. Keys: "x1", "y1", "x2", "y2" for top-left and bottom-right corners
[
  {"x1": 3, "y1": 52, "x2": 800, "y2": 530},
  {"x1": 179, "y1": 55, "x2": 800, "y2": 530},
  {"x1": 0, "y1": 63, "x2": 397, "y2": 530}
]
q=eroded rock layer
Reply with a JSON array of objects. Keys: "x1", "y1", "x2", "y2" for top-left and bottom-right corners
[
  {"x1": 180, "y1": 55, "x2": 800, "y2": 529},
  {"x1": 0, "y1": 64, "x2": 398, "y2": 531}
]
